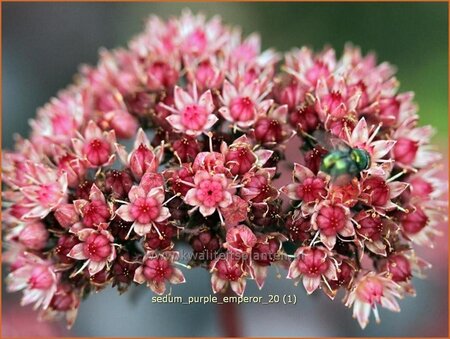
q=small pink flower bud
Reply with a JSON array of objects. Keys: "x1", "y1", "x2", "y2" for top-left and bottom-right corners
[
  {"x1": 105, "y1": 170, "x2": 133, "y2": 199},
  {"x1": 106, "y1": 110, "x2": 138, "y2": 139},
  {"x1": 400, "y1": 206, "x2": 428, "y2": 234},
  {"x1": 225, "y1": 225, "x2": 257, "y2": 255},
  {"x1": 254, "y1": 118, "x2": 284, "y2": 144},
  {"x1": 393, "y1": 138, "x2": 419, "y2": 165},
  {"x1": 146, "y1": 61, "x2": 178, "y2": 90},
  {"x1": 129, "y1": 144, "x2": 157, "y2": 178},
  {"x1": 289, "y1": 105, "x2": 320, "y2": 133},
  {"x1": 251, "y1": 237, "x2": 280, "y2": 266},
  {"x1": 172, "y1": 136, "x2": 200, "y2": 162},
  {"x1": 384, "y1": 254, "x2": 412, "y2": 282},
  {"x1": 55, "y1": 234, "x2": 80, "y2": 264},
  {"x1": 304, "y1": 146, "x2": 328, "y2": 174},
  {"x1": 19, "y1": 221, "x2": 49, "y2": 250},
  {"x1": 362, "y1": 176, "x2": 390, "y2": 206},
  {"x1": 144, "y1": 223, "x2": 176, "y2": 250},
  {"x1": 54, "y1": 204, "x2": 79, "y2": 229},
  {"x1": 190, "y1": 231, "x2": 221, "y2": 261},
  {"x1": 225, "y1": 146, "x2": 256, "y2": 176}
]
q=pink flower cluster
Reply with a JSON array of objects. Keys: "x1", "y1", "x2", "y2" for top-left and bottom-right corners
[{"x1": 3, "y1": 11, "x2": 446, "y2": 330}]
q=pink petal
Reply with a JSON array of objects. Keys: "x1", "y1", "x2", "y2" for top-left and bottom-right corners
[
  {"x1": 389, "y1": 182, "x2": 409, "y2": 199},
  {"x1": 303, "y1": 276, "x2": 321, "y2": 294},
  {"x1": 174, "y1": 86, "x2": 194, "y2": 111},
  {"x1": 293, "y1": 163, "x2": 314, "y2": 182},
  {"x1": 351, "y1": 118, "x2": 368, "y2": 145},
  {"x1": 133, "y1": 266, "x2": 146, "y2": 284},
  {"x1": 353, "y1": 301, "x2": 371, "y2": 329},
  {"x1": 169, "y1": 268, "x2": 186, "y2": 285},
  {"x1": 371, "y1": 140, "x2": 396, "y2": 159},
  {"x1": 211, "y1": 273, "x2": 227, "y2": 294},
  {"x1": 155, "y1": 207, "x2": 170, "y2": 222},
  {"x1": 84, "y1": 120, "x2": 102, "y2": 140},
  {"x1": 166, "y1": 114, "x2": 184, "y2": 131},
  {"x1": 184, "y1": 188, "x2": 199, "y2": 206},
  {"x1": 230, "y1": 279, "x2": 246, "y2": 297},
  {"x1": 199, "y1": 90, "x2": 215, "y2": 113},
  {"x1": 88, "y1": 260, "x2": 106, "y2": 276},
  {"x1": 68, "y1": 243, "x2": 88, "y2": 260},
  {"x1": 320, "y1": 233, "x2": 336, "y2": 250},
  {"x1": 150, "y1": 281, "x2": 166, "y2": 295},
  {"x1": 115, "y1": 204, "x2": 134, "y2": 222},
  {"x1": 89, "y1": 184, "x2": 105, "y2": 202},
  {"x1": 133, "y1": 222, "x2": 152, "y2": 236},
  {"x1": 287, "y1": 260, "x2": 300, "y2": 280}
]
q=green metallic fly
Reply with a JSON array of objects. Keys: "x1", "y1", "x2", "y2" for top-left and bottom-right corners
[{"x1": 309, "y1": 130, "x2": 371, "y2": 185}]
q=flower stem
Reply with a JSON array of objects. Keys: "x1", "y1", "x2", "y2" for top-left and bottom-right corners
[{"x1": 218, "y1": 288, "x2": 242, "y2": 337}]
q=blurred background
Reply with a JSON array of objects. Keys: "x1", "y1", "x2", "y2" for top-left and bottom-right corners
[{"x1": 2, "y1": 2, "x2": 448, "y2": 337}]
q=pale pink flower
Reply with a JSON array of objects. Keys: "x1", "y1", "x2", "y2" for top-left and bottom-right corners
[
  {"x1": 219, "y1": 79, "x2": 273, "y2": 128},
  {"x1": 249, "y1": 233, "x2": 287, "y2": 289},
  {"x1": 285, "y1": 46, "x2": 336, "y2": 89},
  {"x1": 353, "y1": 210, "x2": 398, "y2": 256},
  {"x1": 399, "y1": 204, "x2": 444, "y2": 248},
  {"x1": 20, "y1": 163, "x2": 68, "y2": 220},
  {"x1": 210, "y1": 254, "x2": 247, "y2": 296},
  {"x1": 162, "y1": 85, "x2": 217, "y2": 135},
  {"x1": 344, "y1": 272, "x2": 402, "y2": 329},
  {"x1": 72, "y1": 120, "x2": 116, "y2": 167},
  {"x1": 184, "y1": 170, "x2": 233, "y2": 217},
  {"x1": 6, "y1": 252, "x2": 58, "y2": 310},
  {"x1": 115, "y1": 185, "x2": 170, "y2": 238},
  {"x1": 134, "y1": 251, "x2": 185, "y2": 295},
  {"x1": 30, "y1": 88, "x2": 84, "y2": 152},
  {"x1": 314, "y1": 75, "x2": 361, "y2": 121},
  {"x1": 253, "y1": 104, "x2": 293, "y2": 145},
  {"x1": 360, "y1": 174, "x2": 409, "y2": 213},
  {"x1": 311, "y1": 201, "x2": 354, "y2": 250},
  {"x1": 240, "y1": 168, "x2": 279, "y2": 204},
  {"x1": 380, "y1": 250, "x2": 431, "y2": 296},
  {"x1": 68, "y1": 224, "x2": 116, "y2": 276},
  {"x1": 39, "y1": 283, "x2": 81, "y2": 329},
  {"x1": 287, "y1": 246, "x2": 337, "y2": 295}
]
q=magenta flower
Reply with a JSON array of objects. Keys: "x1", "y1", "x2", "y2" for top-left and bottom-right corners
[
  {"x1": 162, "y1": 85, "x2": 217, "y2": 135},
  {"x1": 115, "y1": 185, "x2": 170, "y2": 238},
  {"x1": 68, "y1": 224, "x2": 116, "y2": 276}
]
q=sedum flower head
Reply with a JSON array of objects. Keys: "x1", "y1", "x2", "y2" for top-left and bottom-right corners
[{"x1": 2, "y1": 10, "x2": 446, "y2": 330}]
